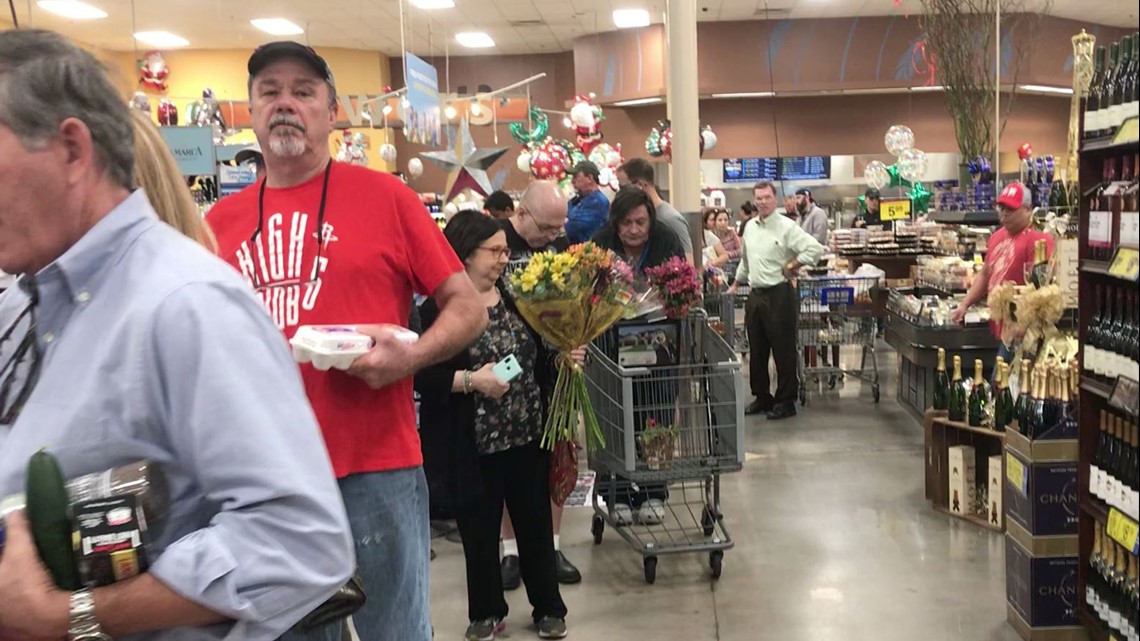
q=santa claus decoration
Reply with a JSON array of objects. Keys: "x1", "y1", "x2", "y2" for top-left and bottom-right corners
[{"x1": 137, "y1": 50, "x2": 170, "y2": 93}]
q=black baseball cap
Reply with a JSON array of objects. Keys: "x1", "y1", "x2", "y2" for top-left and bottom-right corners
[
  {"x1": 248, "y1": 41, "x2": 336, "y2": 87},
  {"x1": 794, "y1": 188, "x2": 811, "y2": 197},
  {"x1": 864, "y1": 187, "x2": 881, "y2": 199}
]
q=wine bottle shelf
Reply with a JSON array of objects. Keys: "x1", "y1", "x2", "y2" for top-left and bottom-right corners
[
  {"x1": 1081, "y1": 134, "x2": 1140, "y2": 154},
  {"x1": 1078, "y1": 605, "x2": 1111, "y2": 641},
  {"x1": 1081, "y1": 259, "x2": 1139, "y2": 283},
  {"x1": 1083, "y1": 495, "x2": 1112, "y2": 523},
  {"x1": 1081, "y1": 375, "x2": 1116, "y2": 400}
]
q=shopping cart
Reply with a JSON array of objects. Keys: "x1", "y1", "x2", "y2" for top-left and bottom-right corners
[
  {"x1": 584, "y1": 309, "x2": 744, "y2": 584},
  {"x1": 703, "y1": 285, "x2": 750, "y2": 355},
  {"x1": 795, "y1": 275, "x2": 881, "y2": 405}
]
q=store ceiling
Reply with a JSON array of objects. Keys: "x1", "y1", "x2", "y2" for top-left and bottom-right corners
[{"x1": 9, "y1": 0, "x2": 1135, "y2": 55}]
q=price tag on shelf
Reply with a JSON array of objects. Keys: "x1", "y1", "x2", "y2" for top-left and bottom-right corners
[
  {"x1": 1089, "y1": 211, "x2": 1113, "y2": 246},
  {"x1": 1106, "y1": 507, "x2": 1140, "y2": 556},
  {"x1": 880, "y1": 199, "x2": 912, "y2": 221},
  {"x1": 1108, "y1": 247, "x2": 1140, "y2": 281},
  {"x1": 1108, "y1": 376, "x2": 1139, "y2": 419},
  {"x1": 1005, "y1": 453, "x2": 1028, "y2": 497},
  {"x1": 1112, "y1": 116, "x2": 1140, "y2": 145},
  {"x1": 1120, "y1": 211, "x2": 1140, "y2": 248}
]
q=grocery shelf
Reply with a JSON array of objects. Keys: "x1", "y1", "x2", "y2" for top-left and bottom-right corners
[
  {"x1": 1079, "y1": 375, "x2": 1113, "y2": 401},
  {"x1": 1081, "y1": 495, "x2": 1111, "y2": 524},
  {"x1": 1078, "y1": 605, "x2": 1110, "y2": 641},
  {"x1": 926, "y1": 210, "x2": 999, "y2": 226},
  {"x1": 1080, "y1": 134, "x2": 1140, "y2": 154}
]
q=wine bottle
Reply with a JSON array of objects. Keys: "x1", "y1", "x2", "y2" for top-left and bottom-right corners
[
  {"x1": 1123, "y1": 422, "x2": 1138, "y2": 517},
  {"x1": 1086, "y1": 45, "x2": 1107, "y2": 140},
  {"x1": 1095, "y1": 290, "x2": 1117, "y2": 382},
  {"x1": 1029, "y1": 239, "x2": 1050, "y2": 289},
  {"x1": 1088, "y1": 525, "x2": 1104, "y2": 613},
  {"x1": 1043, "y1": 367, "x2": 1060, "y2": 436},
  {"x1": 968, "y1": 358, "x2": 991, "y2": 428},
  {"x1": 1129, "y1": 34, "x2": 1140, "y2": 123},
  {"x1": 1108, "y1": 288, "x2": 1127, "y2": 381},
  {"x1": 948, "y1": 351, "x2": 966, "y2": 422},
  {"x1": 1110, "y1": 40, "x2": 1128, "y2": 135},
  {"x1": 933, "y1": 348, "x2": 950, "y2": 411},
  {"x1": 1107, "y1": 416, "x2": 1124, "y2": 511},
  {"x1": 1014, "y1": 358, "x2": 1033, "y2": 432},
  {"x1": 1105, "y1": 42, "x2": 1123, "y2": 138},
  {"x1": 994, "y1": 362, "x2": 1013, "y2": 432},
  {"x1": 1087, "y1": 285, "x2": 1105, "y2": 378},
  {"x1": 1093, "y1": 410, "x2": 1110, "y2": 501},
  {"x1": 1029, "y1": 365, "x2": 1047, "y2": 440},
  {"x1": 1130, "y1": 290, "x2": 1140, "y2": 377},
  {"x1": 1092, "y1": 158, "x2": 1116, "y2": 261}
]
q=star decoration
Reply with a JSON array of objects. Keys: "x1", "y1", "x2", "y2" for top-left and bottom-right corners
[{"x1": 420, "y1": 118, "x2": 509, "y2": 203}]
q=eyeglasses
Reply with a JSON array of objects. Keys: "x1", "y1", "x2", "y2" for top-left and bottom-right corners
[
  {"x1": 0, "y1": 280, "x2": 41, "y2": 426},
  {"x1": 248, "y1": 159, "x2": 333, "y2": 292},
  {"x1": 476, "y1": 245, "x2": 512, "y2": 259},
  {"x1": 524, "y1": 210, "x2": 563, "y2": 235}
]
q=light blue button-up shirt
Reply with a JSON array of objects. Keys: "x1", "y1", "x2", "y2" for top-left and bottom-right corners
[{"x1": 0, "y1": 191, "x2": 354, "y2": 640}]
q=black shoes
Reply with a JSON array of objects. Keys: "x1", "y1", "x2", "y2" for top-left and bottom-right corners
[
  {"x1": 745, "y1": 398, "x2": 773, "y2": 415},
  {"x1": 555, "y1": 551, "x2": 581, "y2": 584},
  {"x1": 501, "y1": 555, "x2": 521, "y2": 591},
  {"x1": 536, "y1": 616, "x2": 568, "y2": 639},
  {"x1": 767, "y1": 403, "x2": 797, "y2": 421}
]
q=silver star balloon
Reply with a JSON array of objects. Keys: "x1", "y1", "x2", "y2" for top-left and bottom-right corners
[{"x1": 420, "y1": 118, "x2": 509, "y2": 203}]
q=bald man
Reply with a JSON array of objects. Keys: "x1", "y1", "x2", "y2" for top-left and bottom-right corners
[{"x1": 492, "y1": 181, "x2": 582, "y2": 588}]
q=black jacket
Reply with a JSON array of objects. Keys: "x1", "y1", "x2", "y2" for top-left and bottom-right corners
[
  {"x1": 415, "y1": 284, "x2": 557, "y2": 517},
  {"x1": 590, "y1": 223, "x2": 686, "y2": 273}
]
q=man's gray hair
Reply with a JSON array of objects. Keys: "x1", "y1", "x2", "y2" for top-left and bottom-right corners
[{"x1": 0, "y1": 29, "x2": 134, "y2": 190}]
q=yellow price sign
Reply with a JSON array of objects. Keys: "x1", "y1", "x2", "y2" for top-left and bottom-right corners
[
  {"x1": 1112, "y1": 116, "x2": 1139, "y2": 146},
  {"x1": 1108, "y1": 247, "x2": 1140, "y2": 281},
  {"x1": 1005, "y1": 453, "x2": 1028, "y2": 497},
  {"x1": 1106, "y1": 507, "x2": 1140, "y2": 555},
  {"x1": 880, "y1": 199, "x2": 912, "y2": 222}
]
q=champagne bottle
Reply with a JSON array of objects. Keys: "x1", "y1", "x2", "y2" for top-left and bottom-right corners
[
  {"x1": 933, "y1": 347, "x2": 950, "y2": 411},
  {"x1": 1128, "y1": 423, "x2": 1139, "y2": 519},
  {"x1": 1110, "y1": 39, "x2": 1128, "y2": 134},
  {"x1": 1093, "y1": 410, "x2": 1110, "y2": 500},
  {"x1": 1029, "y1": 238, "x2": 1050, "y2": 289},
  {"x1": 994, "y1": 362, "x2": 1013, "y2": 432},
  {"x1": 968, "y1": 358, "x2": 991, "y2": 427},
  {"x1": 1088, "y1": 526, "x2": 1104, "y2": 613},
  {"x1": 1088, "y1": 285, "x2": 1105, "y2": 378},
  {"x1": 1086, "y1": 45, "x2": 1107, "y2": 140},
  {"x1": 1029, "y1": 365, "x2": 1047, "y2": 440},
  {"x1": 1058, "y1": 367, "x2": 1075, "y2": 439},
  {"x1": 1014, "y1": 358, "x2": 1033, "y2": 432},
  {"x1": 1107, "y1": 416, "x2": 1124, "y2": 511},
  {"x1": 949, "y1": 355, "x2": 969, "y2": 423},
  {"x1": 1105, "y1": 42, "x2": 1122, "y2": 138}
]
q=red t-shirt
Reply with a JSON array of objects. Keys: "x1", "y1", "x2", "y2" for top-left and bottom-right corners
[
  {"x1": 207, "y1": 162, "x2": 463, "y2": 478},
  {"x1": 985, "y1": 226, "x2": 1054, "y2": 339}
]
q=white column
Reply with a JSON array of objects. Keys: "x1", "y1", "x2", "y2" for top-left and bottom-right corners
[{"x1": 665, "y1": 0, "x2": 703, "y2": 260}]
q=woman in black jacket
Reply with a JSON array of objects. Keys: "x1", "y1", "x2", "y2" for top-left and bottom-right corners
[
  {"x1": 416, "y1": 211, "x2": 580, "y2": 641},
  {"x1": 590, "y1": 185, "x2": 685, "y2": 274}
]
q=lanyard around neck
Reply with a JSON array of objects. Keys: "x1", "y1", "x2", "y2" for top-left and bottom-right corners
[{"x1": 252, "y1": 159, "x2": 334, "y2": 245}]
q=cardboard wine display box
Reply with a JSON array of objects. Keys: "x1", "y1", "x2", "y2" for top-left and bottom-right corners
[
  {"x1": 1004, "y1": 432, "x2": 1079, "y2": 538},
  {"x1": 948, "y1": 445, "x2": 976, "y2": 515}
]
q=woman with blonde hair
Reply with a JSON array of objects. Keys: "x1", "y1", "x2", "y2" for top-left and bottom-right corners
[{"x1": 129, "y1": 108, "x2": 217, "y2": 252}]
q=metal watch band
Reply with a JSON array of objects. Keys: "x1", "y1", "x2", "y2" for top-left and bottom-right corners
[{"x1": 69, "y1": 589, "x2": 111, "y2": 641}]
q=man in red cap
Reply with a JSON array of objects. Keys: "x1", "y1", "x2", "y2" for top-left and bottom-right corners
[{"x1": 952, "y1": 181, "x2": 1053, "y2": 363}]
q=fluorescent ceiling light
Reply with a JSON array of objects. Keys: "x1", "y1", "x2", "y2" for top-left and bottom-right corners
[
  {"x1": 1018, "y1": 84, "x2": 1073, "y2": 95},
  {"x1": 711, "y1": 91, "x2": 775, "y2": 98},
  {"x1": 456, "y1": 32, "x2": 495, "y2": 48},
  {"x1": 250, "y1": 18, "x2": 304, "y2": 36},
  {"x1": 134, "y1": 31, "x2": 189, "y2": 47},
  {"x1": 411, "y1": 0, "x2": 455, "y2": 8},
  {"x1": 36, "y1": 0, "x2": 107, "y2": 19},
  {"x1": 612, "y1": 97, "x2": 661, "y2": 107},
  {"x1": 613, "y1": 8, "x2": 650, "y2": 29},
  {"x1": 910, "y1": 85, "x2": 945, "y2": 92}
]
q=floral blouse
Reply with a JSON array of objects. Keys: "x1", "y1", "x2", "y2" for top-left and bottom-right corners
[{"x1": 469, "y1": 299, "x2": 545, "y2": 455}]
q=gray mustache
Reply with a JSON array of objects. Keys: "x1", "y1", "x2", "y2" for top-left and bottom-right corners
[{"x1": 269, "y1": 116, "x2": 306, "y2": 132}]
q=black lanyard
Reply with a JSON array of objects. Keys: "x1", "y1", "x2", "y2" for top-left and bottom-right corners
[{"x1": 249, "y1": 160, "x2": 333, "y2": 287}]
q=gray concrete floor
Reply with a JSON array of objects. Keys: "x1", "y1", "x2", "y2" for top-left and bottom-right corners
[{"x1": 426, "y1": 346, "x2": 1022, "y2": 641}]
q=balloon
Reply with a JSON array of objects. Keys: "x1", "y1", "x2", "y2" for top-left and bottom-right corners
[
  {"x1": 509, "y1": 106, "x2": 549, "y2": 145},
  {"x1": 570, "y1": 101, "x2": 596, "y2": 129},
  {"x1": 379, "y1": 143, "x2": 397, "y2": 163},
  {"x1": 908, "y1": 181, "x2": 933, "y2": 213},
  {"x1": 1017, "y1": 142, "x2": 1033, "y2": 160},
  {"x1": 864, "y1": 160, "x2": 891, "y2": 190},
  {"x1": 884, "y1": 125, "x2": 915, "y2": 157},
  {"x1": 516, "y1": 151, "x2": 532, "y2": 172},
  {"x1": 898, "y1": 148, "x2": 929, "y2": 182},
  {"x1": 529, "y1": 139, "x2": 571, "y2": 181},
  {"x1": 443, "y1": 202, "x2": 459, "y2": 217},
  {"x1": 701, "y1": 127, "x2": 718, "y2": 152},
  {"x1": 407, "y1": 157, "x2": 424, "y2": 179}
]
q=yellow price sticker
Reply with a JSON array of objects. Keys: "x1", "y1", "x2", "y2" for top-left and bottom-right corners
[
  {"x1": 1106, "y1": 507, "x2": 1140, "y2": 555},
  {"x1": 1108, "y1": 247, "x2": 1140, "y2": 281},
  {"x1": 1112, "y1": 116, "x2": 1139, "y2": 146},
  {"x1": 1005, "y1": 453, "x2": 1028, "y2": 497},
  {"x1": 880, "y1": 199, "x2": 912, "y2": 222}
]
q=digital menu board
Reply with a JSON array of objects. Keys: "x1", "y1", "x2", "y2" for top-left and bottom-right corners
[{"x1": 723, "y1": 156, "x2": 831, "y2": 182}]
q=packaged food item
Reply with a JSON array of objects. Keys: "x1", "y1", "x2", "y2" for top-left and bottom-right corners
[{"x1": 289, "y1": 325, "x2": 418, "y2": 371}]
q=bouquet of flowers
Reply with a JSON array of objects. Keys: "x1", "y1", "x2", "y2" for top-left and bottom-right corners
[
  {"x1": 510, "y1": 243, "x2": 634, "y2": 503},
  {"x1": 644, "y1": 256, "x2": 702, "y2": 319}
]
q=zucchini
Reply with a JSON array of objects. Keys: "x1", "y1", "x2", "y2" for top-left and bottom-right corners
[{"x1": 25, "y1": 449, "x2": 79, "y2": 590}]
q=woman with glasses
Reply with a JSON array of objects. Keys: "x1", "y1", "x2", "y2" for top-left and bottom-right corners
[{"x1": 416, "y1": 211, "x2": 577, "y2": 641}]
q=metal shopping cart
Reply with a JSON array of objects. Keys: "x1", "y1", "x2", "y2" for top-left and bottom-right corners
[
  {"x1": 584, "y1": 309, "x2": 744, "y2": 584},
  {"x1": 795, "y1": 275, "x2": 881, "y2": 405},
  {"x1": 704, "y1": 285, "x2": 750, "y2": 355}
]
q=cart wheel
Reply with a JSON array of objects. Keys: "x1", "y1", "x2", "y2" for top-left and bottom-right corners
[
  {"x1": 644, "y1": 556, "x2": 658, "y2": 584},
  {"x1": 798, "y1": 388, "x2": 807, "y2": 406},
  {"x1": 710, "y1": 551, "x2": 724, "y2": 580},
  {"x1": 872, "y1": 385, "x2": 881, "y2": 403},
  {"x1": 591, "y1": 516, "x2": 604, "y2": 545},
  {"x1": 828, "y1": 375, "x2": 837, "y2": 389},
  {"x1": 701, "y1": 507, "x2": 716, "y2": 537}
]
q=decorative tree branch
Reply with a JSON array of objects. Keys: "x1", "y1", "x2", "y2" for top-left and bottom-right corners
[{"x1": 919, "y1": 0, "x2": 1052, "y2": 161}]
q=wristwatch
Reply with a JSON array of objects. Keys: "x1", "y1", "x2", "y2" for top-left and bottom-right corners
[{"x1": 69, "y1": 589, "x2": 112, "y2": 641}]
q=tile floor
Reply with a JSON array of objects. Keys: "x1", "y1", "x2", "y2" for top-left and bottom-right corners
[{"x1": 423, "y1": 346, "x2": 1022, "y2": 641}]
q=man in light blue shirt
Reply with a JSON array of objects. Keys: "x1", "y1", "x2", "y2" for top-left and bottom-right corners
[
  {"x1": 0, "y1": 30, "x2": 353, "y2": 640},
  {"x1": 728, "y1": 181, "x2": 824, "y2": 420}
]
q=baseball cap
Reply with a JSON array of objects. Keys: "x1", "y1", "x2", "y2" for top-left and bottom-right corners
[
  {"x1": 794, "y1": 188, "x2": 811, "y2": 198},
  {"x1": 234, "y1": 141, "x2": 262, "y2": 165},
  {"x1": 572, "y1": 160, "x2": 600, "y2": 182},
  {"x1": 996, "y1": 181, "x2": 1031, "y2": 210},
  {"x1": 864, "y1": 187, "x2": 881, "y2": 199},
  {"x1": 248, "y1": 41, "x2": 336, "y2": 87}
]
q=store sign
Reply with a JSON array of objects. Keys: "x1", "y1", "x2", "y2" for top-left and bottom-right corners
[
  {"x1": 404, "y1": 53, "x2": 441, "y2": 147},
  {"x1": 880, "y1": 199, "x2": 912, "y2": 221},
  {"x1": 159, "y1": 126, "x2": 216, "y2": 177},
  {"x1": 219, "y1": 165, "x2": 258, "y2": 197}
]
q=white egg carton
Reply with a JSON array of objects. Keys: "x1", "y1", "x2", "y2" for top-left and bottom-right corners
[{"x1": 290, "y1": 324, "x2": 419, "y2": 371}]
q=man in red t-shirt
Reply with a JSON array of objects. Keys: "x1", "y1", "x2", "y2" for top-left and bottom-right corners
[
  {"x1": 952, "y1": 181, "x2": 1054, "y2": 364},
  {"x1": 207, "y1": 42, "x2": 486, "y2": 641}
]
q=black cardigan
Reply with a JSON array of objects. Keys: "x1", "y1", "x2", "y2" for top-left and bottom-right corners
[
  {"x1": 591, "y1": 222, "x2": 686, "y2": 273},
  {"x1": 415, "y1": 284, "x2": 557, "y2": 516}
]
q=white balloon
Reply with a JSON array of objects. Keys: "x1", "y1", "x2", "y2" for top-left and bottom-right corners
[
  {"x1": 570, "y1": 101, "x2": 595, "y2": 129},
  {"x1": 864, "y1": 160, "x2": 891, "y2": 190},
  {"x1": 516, "y1": 152, "x2": 532, "y2": 172},
  {"x1": 606, "y1": 149, "x2": 622, "y2": 166},
  {"x1": 407, "y1": 157, "x2": 424, "y2": 178},
  {"x1": 379, "y1": 143, "x2": 397, "y2": 163},
  {"x1": 898, "y1": 148, "x2": 929, "y2": 182},
  {"x1": 884, "y1": 125, "x2": 915, "y2": 157},
  {"x1": 701, "y1": 128, "x2": 718, "y2": 151},
  {"x1": 443, "y1": 202, "x2": 459, "y2": 217}
]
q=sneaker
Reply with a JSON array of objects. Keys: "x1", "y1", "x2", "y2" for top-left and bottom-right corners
[
  {"x1": 536, "y1": 616, "x2": 568, "y2": 639},
  {"x1": 612, "y1": 503, "x2": 634, "y2": 526},
  {"x1": 465, "y1": 618, "x2": 505, "y2": 641},
  {"x1": 500, "y1": 555, "x2": 521, "y2": 591},
  {"x1": 554, "y1": 550, "x2": 581, "y2": 584},
  {"x1": 637, "y1": 499, "x2": 666, "y2": 525}
]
